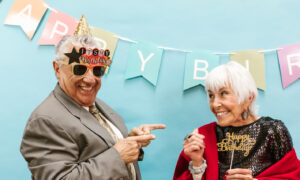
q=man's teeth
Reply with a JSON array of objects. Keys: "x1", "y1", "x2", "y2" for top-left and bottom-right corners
[{"x1": 81, "y1": 86, "x2": 92, "y2": 91}]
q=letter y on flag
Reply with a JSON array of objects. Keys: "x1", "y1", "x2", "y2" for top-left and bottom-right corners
[{"x1": 125, "y1": 42, "x2": 163, "y2": 86}]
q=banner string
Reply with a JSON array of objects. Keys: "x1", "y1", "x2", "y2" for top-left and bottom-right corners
[
  {"x1": 12, "y1": 1, "x2": 284, "y2": 57},
  {"x1": 113, "y1": 32, "x2": 280, "y2": 55},
  {"x1": 257, "y1": 48, "x2": 279, "y2": 53},
  {"x1": 158, "y1": 46, "x2": 192, "y2": 53},
  {"x1": 43, "y1": 3, "x2": 58, "y2": 13},
  {"x1": 213, "y1": 52, "x2": 236, "y2": 55},
  {"x1": 114, "y1": 35, "x2": 137, "y2": 43}
]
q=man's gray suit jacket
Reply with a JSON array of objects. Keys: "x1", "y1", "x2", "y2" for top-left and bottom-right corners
[{"x1": 20, "y1": 84, "x2": 142, "y2": 180}]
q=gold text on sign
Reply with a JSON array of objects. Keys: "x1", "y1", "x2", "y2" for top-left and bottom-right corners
[{"x1": 217, "y1": 132, "x2": 256, "y2": 156}]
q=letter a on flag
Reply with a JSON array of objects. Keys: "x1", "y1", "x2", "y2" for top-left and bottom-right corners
[
  {"x1": 277, "y1": 43, "x2": 300, "y2": 88},
  {"x1": 38, "y1": 9, "x2": 78, "y2": 45},
  {"x1": 4, "y1": 0, "x2": 48, "y2": 40}
]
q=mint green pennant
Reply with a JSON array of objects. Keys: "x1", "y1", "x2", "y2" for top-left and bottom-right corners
[
  {"x1": 125, "y1": 42, "x2": 163, "y2": 86},
  {"x1": 184, "y1": 50, "x2": 219, "y2": 90}
]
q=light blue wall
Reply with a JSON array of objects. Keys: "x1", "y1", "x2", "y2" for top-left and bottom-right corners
[{"x1": 0, "y1": 0, "x2": 299, "y2": 179}]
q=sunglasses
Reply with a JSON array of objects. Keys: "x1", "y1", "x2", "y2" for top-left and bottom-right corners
[{"x1": 71, "y1": 63, "x2": 106, "y2": 77}]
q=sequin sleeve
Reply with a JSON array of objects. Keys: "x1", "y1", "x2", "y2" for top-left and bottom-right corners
[{"x1": 269, "y1": 120, "x2": 293, "y2": 162}]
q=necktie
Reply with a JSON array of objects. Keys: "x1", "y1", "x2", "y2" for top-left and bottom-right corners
[
  {"x1": 89, "y1": 105, "x2": 136, "y2": 180},
  {"x1": 89, "y1": 105, "x2": 118, "y2": 142}
]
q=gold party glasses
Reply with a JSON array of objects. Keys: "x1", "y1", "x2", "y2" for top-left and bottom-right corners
[{"x1": 60, "y1": 61, "x2": 106, "y2": 78}]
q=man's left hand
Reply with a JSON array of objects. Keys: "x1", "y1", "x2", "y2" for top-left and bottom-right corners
[{"x1": 128, "y1": 124, "x2": 166, "y2": 147}]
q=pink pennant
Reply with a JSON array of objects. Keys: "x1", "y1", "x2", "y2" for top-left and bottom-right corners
[
  {"x1": 38, "y1": 9, "x2": 78, "y2": 45},
  {"x1": 277, "y1": 43, "x2": 300, "y2": 88}
]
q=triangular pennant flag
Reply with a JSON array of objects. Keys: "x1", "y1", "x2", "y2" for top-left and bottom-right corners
[
  {"x1": 38, "y1": 9, "x2": 78, "y2": 45},
  {"x1": 184, "y1": 50, "x2": 219, "y2": 90},
  {"x1": 90, "y1": 26, "x2": 119, "y2": 58},
  {"x1": 277, "y1": 44, "x2": 300, "y2": 88},
  {"x1": 230, "y1": 50, "x2": 266, "y2": 90},
  {"x1": 4, "y1": 0, "x2": 48, "y2": 40},
  {"x1": 125, "y1": 42, "x2": 163, "y2": 86}
]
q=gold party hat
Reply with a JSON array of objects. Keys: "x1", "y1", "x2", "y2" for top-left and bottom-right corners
[{"x1": 74, "y1": 14, "x2": 91, "y2": 36}]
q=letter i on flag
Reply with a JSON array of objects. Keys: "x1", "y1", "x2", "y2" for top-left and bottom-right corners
[
  {"x1": 277, "y1": 43, "x2": 300, "y2": 88},
  {"x1": 183, "y1": 50, "x2": 219, "y2": 90},
  {"x1": 4, "y1": 0, "x2": 48, "y2": 40},
  {"x1": 125, "y1": 42, "x2": 163, "y2": 86},
  {"x1": 230, "y1": 50, "x2": 266, "y2": 90},
  {"x1": 38, "y1": 9, "x2": 78, "y2": 45}
]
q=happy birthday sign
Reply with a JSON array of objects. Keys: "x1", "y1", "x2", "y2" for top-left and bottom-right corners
[{"x1": 217, "y1": 132, "x2": 256, "y2": 157}]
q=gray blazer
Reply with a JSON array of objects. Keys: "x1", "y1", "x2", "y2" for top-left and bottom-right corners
[{"x1": 20, "y1": 84, "x2": 141, "y2": 180}]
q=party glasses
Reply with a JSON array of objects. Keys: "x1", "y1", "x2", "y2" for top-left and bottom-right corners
[{"x1": 71, "y1": 63, "x2": 106, "y2": 77}]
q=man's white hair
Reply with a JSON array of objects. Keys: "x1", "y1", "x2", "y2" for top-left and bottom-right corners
[
  {"x1": 55, "y1": 34, "x2": 101, "y2": 62},
  {"x1": 205, "y1": 61, "x2": 258, "y2": 116}
]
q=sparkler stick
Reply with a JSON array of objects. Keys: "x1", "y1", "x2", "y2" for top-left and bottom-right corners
[{"x1": 229, "y1": 150, "x2": 234, "y2": 169}]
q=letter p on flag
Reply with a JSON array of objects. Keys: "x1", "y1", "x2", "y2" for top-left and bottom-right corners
[{"x1": 38, "y1": 9, "x2": 78, "y2": 45}]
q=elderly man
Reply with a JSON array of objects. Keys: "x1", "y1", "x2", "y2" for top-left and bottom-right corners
[{"x1": 20, "y1": 33, "x2": 165, "y2": 180}]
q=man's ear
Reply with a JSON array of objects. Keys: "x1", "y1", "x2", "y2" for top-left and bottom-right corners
[{"x1": 53, "y1": 61, "x2": 60, "y2": 79}]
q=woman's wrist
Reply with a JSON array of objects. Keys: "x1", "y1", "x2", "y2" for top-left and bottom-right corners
[
  {"x1": 189, "y1": 158, "x2": 207, "y2": 174},
  {"x1": 192, "y1": 158, "x2": 203, "y2": 167}
]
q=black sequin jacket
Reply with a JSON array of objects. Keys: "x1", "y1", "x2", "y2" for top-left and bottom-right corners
[{"x1": 216, "y1": 116, "x2": 293, "y2": 179}]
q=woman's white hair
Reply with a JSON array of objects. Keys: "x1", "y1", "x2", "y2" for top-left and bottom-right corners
[
  {"x1": 205, "y1": 61, "x2": 258, "y2": 116},
  {"x1": 55, "y1": 34, "x2": 101, "y2": 62}
]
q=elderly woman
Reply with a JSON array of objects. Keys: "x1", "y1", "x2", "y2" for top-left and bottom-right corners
[{"x1": 173, "y1": 61, "x2": 300, "y2": 180}]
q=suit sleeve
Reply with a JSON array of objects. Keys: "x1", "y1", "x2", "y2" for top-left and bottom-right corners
[{"x1": 20, "y1": 116, "x2": 129, "y2": 180}]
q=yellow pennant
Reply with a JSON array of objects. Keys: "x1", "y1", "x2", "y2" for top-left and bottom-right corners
[{"x1": 230, "y1": 50, "x2": 266, "y2": 90}]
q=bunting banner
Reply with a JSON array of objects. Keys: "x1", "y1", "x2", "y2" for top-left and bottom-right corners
[
  {"x1": 230, "y1": 50, "x2": 266, "y2": 90},
  {"x1": 90, "y1": 26, "x2": 119, "y2": 58},
  {"x1": 125, "y1": 42, "x2": 163, "y2": 86},
  {"x1": 184, "y1": 50, "x2": 219, "y2": 90},
  {"x1": 38, "y1": 9, "x2": 78, "y2": 45},
  {"x1": 4, "y1": 0, "x2": 47, "y2": 40},
  {"x1": 3, "y1": 0, "x2": 300, "y2": 90},
  {"x1": 277, "y1": 44, "x2": 300, "y2": 88}
]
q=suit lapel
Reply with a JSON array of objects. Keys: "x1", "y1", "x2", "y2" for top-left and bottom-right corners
[
  {"x1": 79, "y1": 108, "x2": 115, "y2": 146},
  {"x1": 53, "y1": 84, "x2": 115, "y2": 146},
  {"x1": 95, "y1": 99, "x2": 128, "y2": 138}
]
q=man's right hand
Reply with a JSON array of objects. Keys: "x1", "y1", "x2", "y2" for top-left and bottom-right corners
[{"x1": 113, "y1": 135, "x2": 155, "y2": 163}]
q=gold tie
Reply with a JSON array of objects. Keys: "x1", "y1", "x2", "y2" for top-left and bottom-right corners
[
  {"x1": 89, "y1": 105, "x2": 118, "y2": 142},
  {"x1": 88, "y1": 105, "x2": 136, "y2": 180}
]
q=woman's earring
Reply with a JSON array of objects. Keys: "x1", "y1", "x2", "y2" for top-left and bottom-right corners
[{"x1": 242, "y1": 111, "x2": 248, "y2": 120}]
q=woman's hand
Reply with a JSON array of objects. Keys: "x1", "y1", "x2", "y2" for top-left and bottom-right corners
[
  {"x1": 224, "y1": 168, "x2": 257, "y2": 180},
  {"x1": 183, "y1": 129, "x2": 205, "y2": 166}
]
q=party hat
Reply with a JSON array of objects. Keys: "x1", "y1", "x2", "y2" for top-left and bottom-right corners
[{"x1": 74, "y1": 14, "x2": 91, "y2": 36}]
